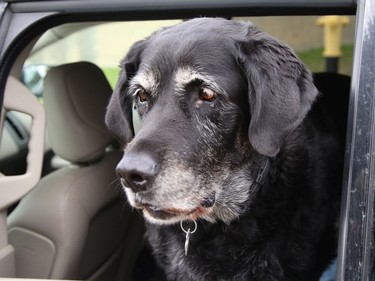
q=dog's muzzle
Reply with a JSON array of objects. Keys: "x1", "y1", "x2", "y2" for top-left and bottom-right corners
[{"x1": 117, "y1": 150, "x2": 217, "y2": 223}]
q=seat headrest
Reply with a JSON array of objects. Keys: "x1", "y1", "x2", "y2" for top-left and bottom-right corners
[{"x1": 44, "y1": 62, "x2": 113, "y2": 163}]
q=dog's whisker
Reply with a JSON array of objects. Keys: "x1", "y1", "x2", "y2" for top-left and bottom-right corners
[{"x1": 105, "y1": 177, "x2": 121, "y2": 191}]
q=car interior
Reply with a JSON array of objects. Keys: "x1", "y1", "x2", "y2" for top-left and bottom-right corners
[
  {"x1": 0, "y1": 21, "x2": 188, "y2": 281},
  {"x1": 0, "y1": 3, "x2": 361, "y2": 280},
  {"x1": 8, "y1": 61, "x2": 146, "y2": 280}
]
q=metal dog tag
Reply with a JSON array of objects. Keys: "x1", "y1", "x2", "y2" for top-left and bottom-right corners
[
  {"x1": 180, "y1": 220, "x2": 197, "y2": 256},
  {"x1": 184, "y1": 228, "x2": 191, "y2": 256}
]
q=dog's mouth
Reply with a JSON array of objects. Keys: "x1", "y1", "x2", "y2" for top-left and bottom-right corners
[
  {"x1": 143, "y1": 205, "x2": 197, "y2": 220},
  {"x1": 135, "y1": 195, "x2": 216, "y2": 223}
]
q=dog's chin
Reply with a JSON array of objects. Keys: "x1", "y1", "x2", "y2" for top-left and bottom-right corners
[
  {"x1": 124, "y1": 188, "x2": 215, "y2": 225},
  {"x1": 142, "y1": 206, "x2": 208, "y2": 225}
]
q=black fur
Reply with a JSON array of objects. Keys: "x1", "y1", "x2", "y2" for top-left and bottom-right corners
[{"x1": 106, "y1": 18, "x2": 347, "y2": 280}]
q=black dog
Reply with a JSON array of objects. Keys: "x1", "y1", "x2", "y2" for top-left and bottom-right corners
[{"x1": 106, "y1": 18, "x2": 346, "y2": 281}]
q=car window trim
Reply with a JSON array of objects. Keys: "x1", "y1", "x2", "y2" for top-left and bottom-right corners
[{"x1": 9, "y1": 0, "x2": 357, "y2": 16}]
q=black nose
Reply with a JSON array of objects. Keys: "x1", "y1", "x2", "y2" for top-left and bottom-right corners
[{"x1": 116, "y1": 152, "x2": 160, "y2": 192}]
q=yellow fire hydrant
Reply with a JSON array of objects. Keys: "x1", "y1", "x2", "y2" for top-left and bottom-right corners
[{"x1": 317, "y1": 16, "x2": 350, "y2": 72}]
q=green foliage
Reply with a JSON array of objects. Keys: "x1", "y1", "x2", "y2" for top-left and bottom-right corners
[{"x1": 102, "y1": 67, "x2": 120, "y2": 89}]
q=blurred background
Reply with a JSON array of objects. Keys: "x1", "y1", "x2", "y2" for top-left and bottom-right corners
[{"x1": 25, "y1": 16, "x2": 355, "y2": 89}]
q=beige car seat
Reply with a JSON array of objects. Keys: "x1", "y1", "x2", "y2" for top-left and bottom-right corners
[{"x1": 7, "y1": 62, "x2": 145, "y2": 280}]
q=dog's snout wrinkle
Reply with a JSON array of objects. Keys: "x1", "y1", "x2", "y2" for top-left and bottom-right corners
[{"x1": 117, "y1": 152, "x2": 160, "y2": 192}]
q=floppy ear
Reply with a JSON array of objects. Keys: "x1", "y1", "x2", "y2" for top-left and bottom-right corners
[
  {"x1": 237, "y1": 27, "x2": 318, "y2": 157},
  {"x1": 105, "y1": 40, "x2": 146, "y2": 146}
]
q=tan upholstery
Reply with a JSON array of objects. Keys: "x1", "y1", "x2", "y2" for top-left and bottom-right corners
[
  {"x1": 44, "y1": 62, "x2": 113, "y2": 163},
  {"x1": 8, "y1": 62, "x2": 145, "y2": 280}
]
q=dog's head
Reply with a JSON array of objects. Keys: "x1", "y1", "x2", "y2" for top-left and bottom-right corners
[{"x1": 106, "y1": 18, "x2": 318, "y2": 225}]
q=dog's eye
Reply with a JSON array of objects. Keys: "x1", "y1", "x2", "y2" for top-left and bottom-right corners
[
  {"x1": 199, "y1": 88, "x2": 217, "y2": 102},
  {"x1": 135, "y1": 88, "x2": 149, "y2": 103}
]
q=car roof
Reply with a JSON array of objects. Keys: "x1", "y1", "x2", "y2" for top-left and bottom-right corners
[{"x1": 4, "y1": 0, "x2": 356, "y2": 16}]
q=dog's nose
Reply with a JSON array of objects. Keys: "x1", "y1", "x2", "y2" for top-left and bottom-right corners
[{"x1": 116, "y1": 152, "x2": 160, "y2": 192}]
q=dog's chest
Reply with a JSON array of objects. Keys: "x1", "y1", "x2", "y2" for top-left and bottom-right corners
[{"x1": 147, "y1": 222, "x2": 285, "y2": 281}]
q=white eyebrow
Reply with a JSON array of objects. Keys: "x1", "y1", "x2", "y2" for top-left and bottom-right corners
[
  {"x1": 174, "y1": 66, "x2": 225, "y2": 96},
  {"x1": 129, "y1": 66, "x2": 160, "y2": 96}
]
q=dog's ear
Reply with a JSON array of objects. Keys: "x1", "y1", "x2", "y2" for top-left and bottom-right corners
[
  {"x1": 105, "y1": 40, "x2": 146, "y2": 146},
  {"x1": 237, "y1": 28, "x2": 318, "y2": 157}
]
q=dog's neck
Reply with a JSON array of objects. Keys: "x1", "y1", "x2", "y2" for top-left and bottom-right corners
[{"x1": 179, "y1": 155, "x2": 272, "y2": 254}]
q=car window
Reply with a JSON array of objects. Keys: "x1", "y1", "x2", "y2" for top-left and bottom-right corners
[
  {"x1": 22, "y1": 17, "x2": 354, "y2": 96},
  {"x1": 0, "y1": 15, "x2": 357, "y2": 281},
  {"x1": 2, "y1": 16, "x2": 356, "y2": 176}
]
